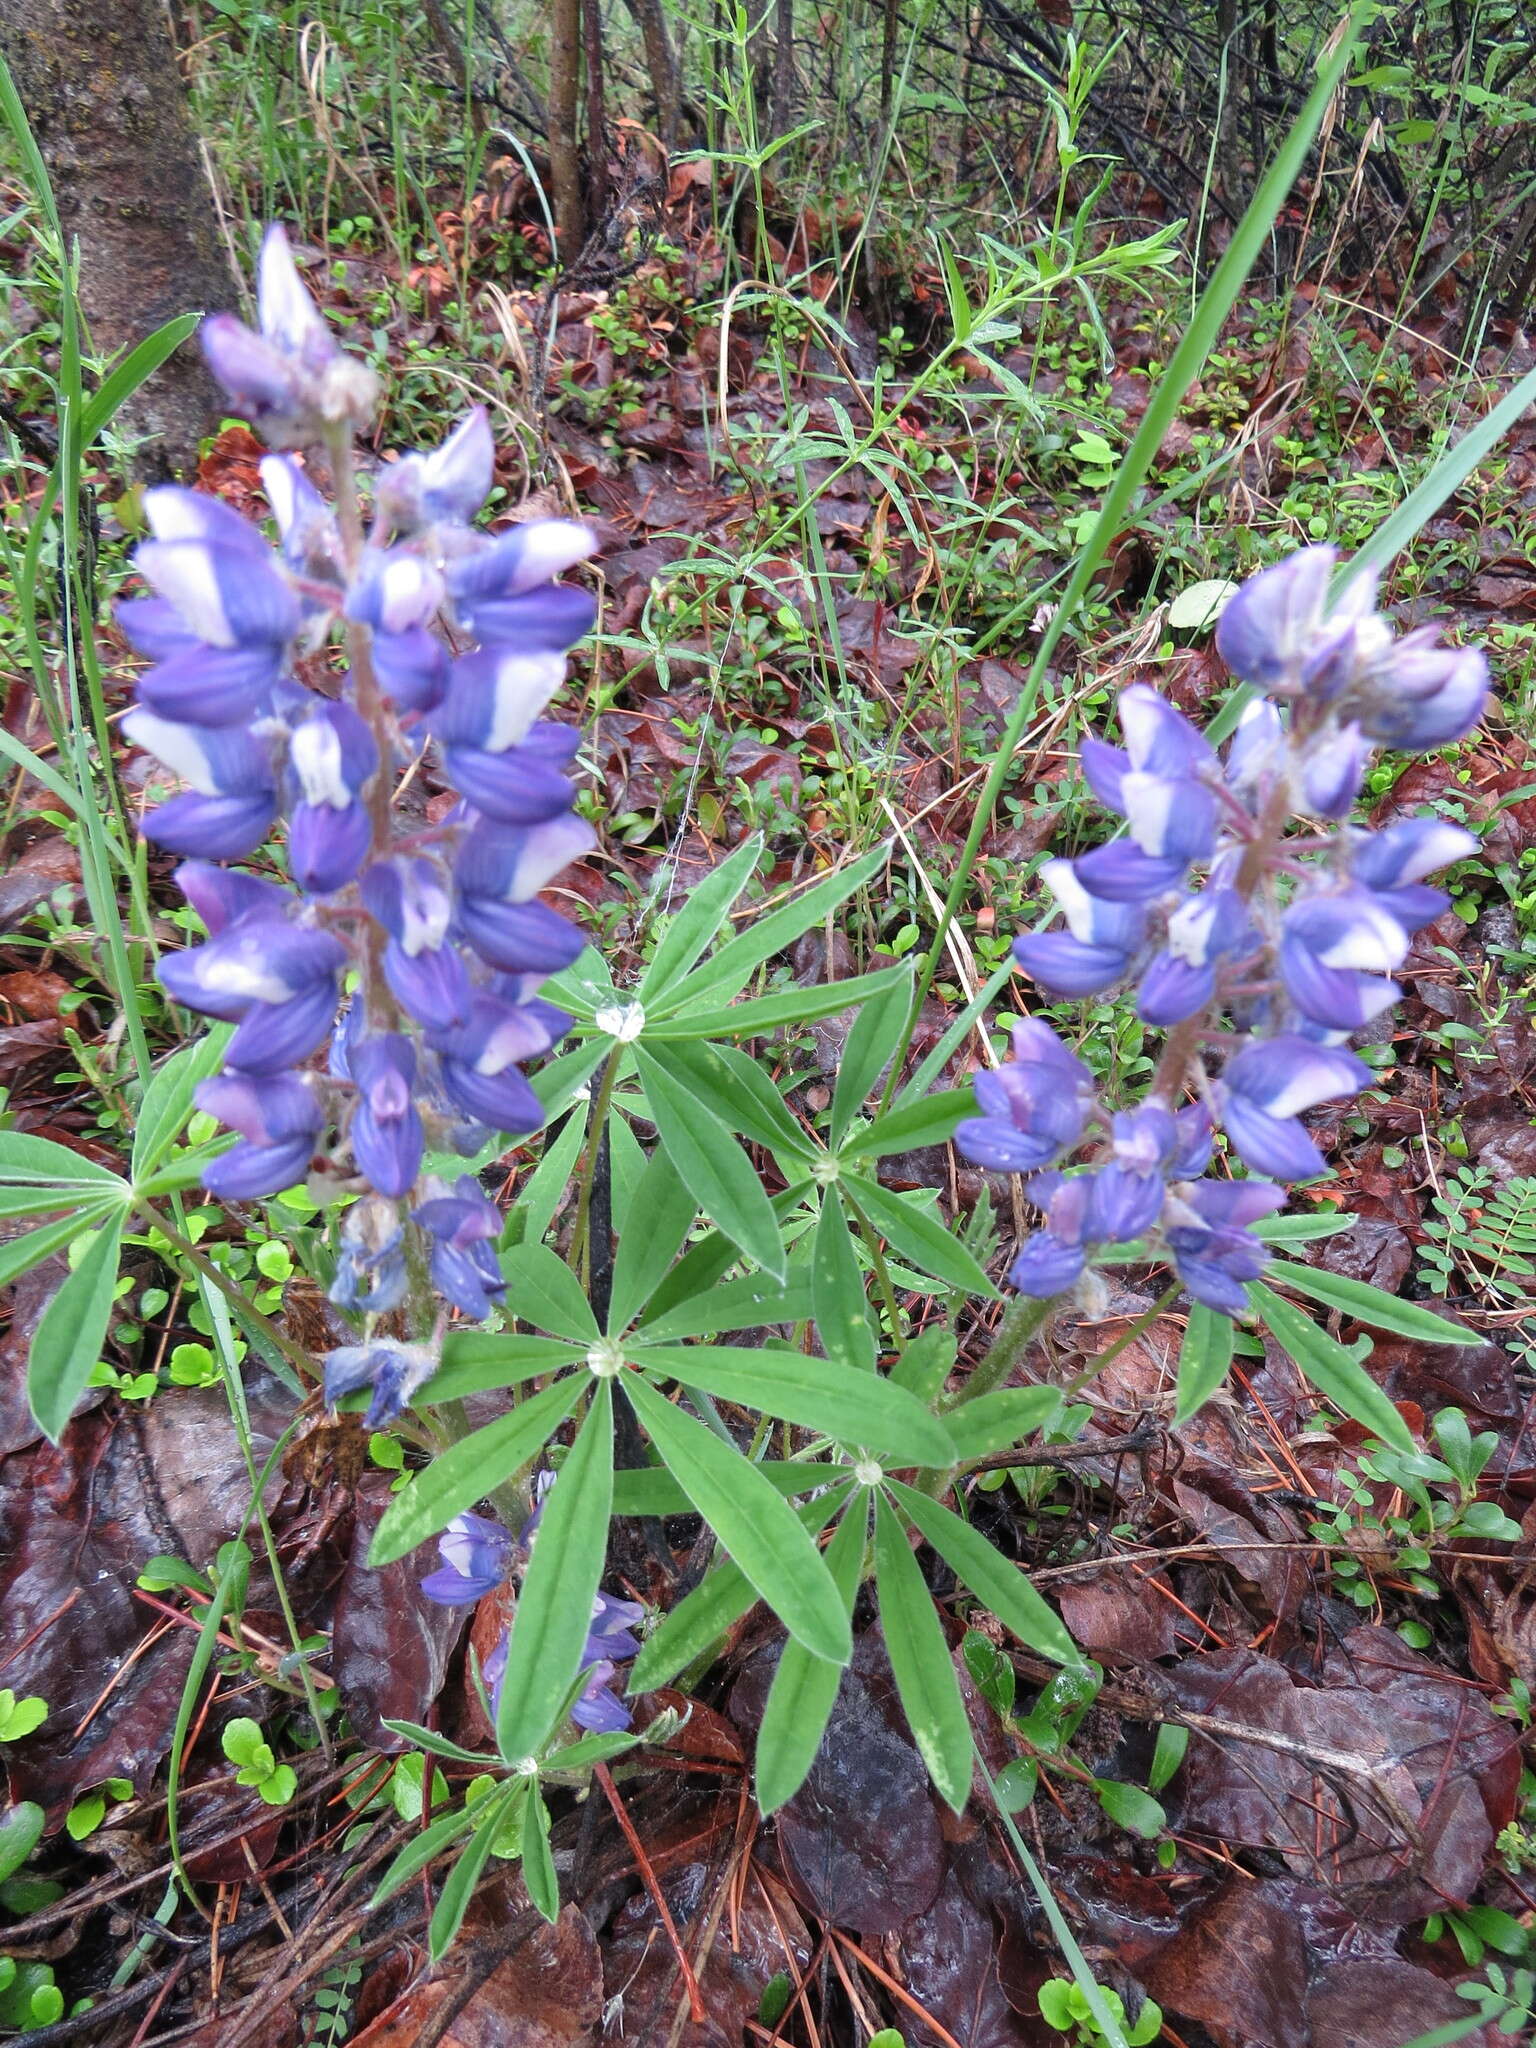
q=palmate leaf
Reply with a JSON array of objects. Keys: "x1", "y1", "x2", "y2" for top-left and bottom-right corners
[
  {"x1": 369, "y1": 1377, "x2": 583, "y2": 1566},
  {"x1": 428, "y1": 1787, "x2": 516, "y2": 1961},
  {"x1": 414, "y1": 1335, "x2": 585, "y2": 1407},
  {"x1": 131, "y1": 1025, "x2": 233, "y2": 1182},
  {"x1": 611, "y1": 1459, "x2": 819, "y2": 1516},
  {"x1": 1250, "y1": 1283, "x2": 1415, "y2": 1456},
  {"x1": 940, "y1": 1384, "x2": 1063, "y2": 1462},
  {"x1": 496, "y1": 1381, "x2": 615, "y2": 1765},
  {"x1": 632, "y1": 1046, "x2": 786, "y2": 1280},
  {"x1": 755, "y1": 1495, "x2": 868, "y2": 1814},
  {"x1": 839, "y1": 1087, "x2": 978, "y2": 1161},
  {"x1": 624, "y1": 1374, "x2": 852, "y2": 1666},
  {"x1": 519, "y1": 1779, "x2": 559, "y2": 1923},
  {"x1": 872, "y1": 1490, "x2": 973, "y2": 1812},
  {"x1": 636, "y1": 1343, "x2": 956, "y2": 1466},
  {"x1": 811, "y1": 1195, "x2": 876, "y2": 1374},
  {"x1": 0, "y1": 1131, "x2": 126, "y2": 1186}
]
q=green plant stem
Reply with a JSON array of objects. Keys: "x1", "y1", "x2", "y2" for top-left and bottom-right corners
[
  {"x1": 943, "y1": 1294, "x2": 1054, "y2": 1412},
  {"x1": 839, "y1": 1182, "x2": 906, "y2": 1357},
  {"x1": 570, "y1": 1041, "x2": 622, "y2": 1294}
]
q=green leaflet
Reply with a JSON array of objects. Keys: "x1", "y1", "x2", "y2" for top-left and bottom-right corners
[
  {"x1": 1250, "y1": 1283, "x2": 1415, "y2": 1455},
  {"x1": 496, "y1": 1382, "x2": 615, "y2": 1764},
  {"x1": 755, "y1": 1495, "x2": 868, "y2": 1814},
  {"x1": 872, "y1": 1490, "x2": 973, "y2": 1812},
  {"x1": 369, "y1": 1377, "x2": 583, "y2": 1566},
  {"x1": 625, "y1": 1375, "x2": 851, "y2": 1667}
]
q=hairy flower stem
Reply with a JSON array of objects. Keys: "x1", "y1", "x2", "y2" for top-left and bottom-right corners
[
  {"x1": 570, "y1": 1042, "x2": 623, "y2": 1294},
  {"x1": 943, "y1": 1293, "x2": 1054, "y2": 1412}
]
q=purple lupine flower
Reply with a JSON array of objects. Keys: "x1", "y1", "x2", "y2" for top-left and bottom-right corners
[
  {"x1": 955, "y1": 1016, "x2": 1097, "y2": 1173},
  {"x1": 359, "y1": 857, "x2": 473, "y2": 1031},
  {"x1": 348, "y1": 1034, "x2": 424, "y2": 1198},
  {"x1": 1007, "y1": 1175, "x2": 1094, "y2": 1296},
  {"x1": 344, "y1": 549, "x2": 451, "y2": 714},
  {"x1": 160, "y1": 917, "x2": 346, "y2": 1076},
  {"x1": 201, "y1": 224, "x2": 378, "y2": 447},
  {"x1": 1075, "y1": 684, "x2": 1218, "y2": 901},
  {"x1": 1137, "y1": 886, "x2": 1255, "y2": 1026},
  {"x1": 439, "y1": 720, "x2": 582, "y2": 827},
  {"x1": 446, "y1": 520, "x2": 599, "y2": 622},
  {"x1": 585, "y1": 1589, "x2": 645, "y2": 1664},
  {"x1": 454, "y1": 813, "x2": 593, "y2": 973},
  {"x1": 420, "y1": 1511, "x2": 514, "y2": 1604},
  {"x1": 322, "y1": 1338, "x2": 437, "y2": 1429},
  {"x1": 1347, "y1": 818, "x2": 1477, "y2": 932},
  {"x1": 285, "y1": 701, "x2": 379, "y2": 895},
  {"x1": 1277, "y1": 888, "x2": 1407, "y2": 1031},
  {"x1": 328, "y1": 1196, "x2": 408, "y2": 1315},
  {"x1": 428, "y1": 989, "x2": 572, "y2": 1133},
  {"x1": 1217, "y1": 1036, "x2": 1373, "y2": 1182},
  {"x1": 1346, "y1": 636, "x2": 1489, "y2": 751},
  {"x1": 1163, "y1": 1180, "x2": 1286, "y2": 1315},
  {"x1": 413, "y1": 1174, "x2": 507, "y2": 1318},
  {"x1": 1214, "y1": 546, "x2": 1354, "y2": 695},
  {"x1": 259, "y1": 454, "x2": 342, "y2": 586},
  {"x1": 1011, "y1": 859, "x2": 1146, "y2": 995},
  {"x1": 374, "y1": 408, "x2": 496, "y2": 538},
  {"x1": 196, "y1": 1072, "x2": 320, "y2": 1200},
  {"x1": 123, "y1": 710, "x2": 279, "y2": 859},
  {"x1": 173, "y1": 858, "x2": 292, "y2": 934}
]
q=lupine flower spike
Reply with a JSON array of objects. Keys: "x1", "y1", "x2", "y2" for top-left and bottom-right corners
[
  {"x1": 959, "y1": 546, "x2": 1486, "y2": 1317},
  {"x1": 122, "y1": 223, "x2": 601, "y2": 1427}
]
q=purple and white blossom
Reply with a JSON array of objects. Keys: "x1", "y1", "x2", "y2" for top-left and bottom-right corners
[
  {"x1": 118, "y1": 220, "x2": 603, "y2": 1432},
  {"x1": 961, "y1": 542, "x2": 1490, "y2": 1320}
]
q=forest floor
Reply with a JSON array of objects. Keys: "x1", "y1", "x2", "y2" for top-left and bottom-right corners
[{"x1": 4, "y1": 88, "x2": 1536, "y2": 2048}]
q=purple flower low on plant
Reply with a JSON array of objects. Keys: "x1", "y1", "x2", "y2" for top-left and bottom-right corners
[
  {"x1": 413, "y1": 1175, "x2": 507, "y2": 1319},
  {"x1": 420, "y1": 1512, "x2": 515, "y2": 1604},
  {"x1": 323, "y1": 1338, "x2": 438, "y2": 1429}
]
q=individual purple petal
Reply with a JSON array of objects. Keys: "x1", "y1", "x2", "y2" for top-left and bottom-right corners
[
  {"x1": 174, "y1": 860, "x2": 292, "y2": 934},
  {"x1": 1116, "y1": 683, "x2": 1217, "y2": 777},
  {"x1": 572, "y1": 1663, "x2": 632, "y2": 1734},
  {"x1": 160, "y1": 918, "x2": 344, "y2": 1020},
  {"x1": 349, "y1": 1034, "x2": 424, "y2": 1198},
  {"x1": 437, "y1": 1056, "x2": 545, "y2": 1133},
  {"x1": 1008, "y1": 1230, "x2": 1086, "y2": 1297},
  {"x1": 441, "y1": 738, "x2": 577, "y2": 825},
  {"x1": 452, "y1": 583, "x2": 598, "y2": 652},
  {"x1": 1136, "y1": 951, "x2": 1214, "y2": 1026},
  {"x1": 289, "y1": 800, "x2": 372, "y2": 895},
  {"x1": 1214, "y1": 547, "x2": 1339, "y2": 691},
  {"x1": 372, "y1": 626, "x2": 450, "y2": 714},
  {"x1": 1171, "y1": 1104, "x2": 1214, "y2": 1178},
  {"x1": 1073, "y1": 841, "x2": 1190, "y2": 902},
  {"x1": 1120, "y1": 775, "x2": 1217, "y2": 863},
  {"x1": 447, "y1": 520, "x2": 599, "y2": 606},
  {"x1": 1012, "y1": 932, "x2": 1135, "y2": 995},
  {"x1": 1299, "y1": 723, "x2": 1368, "y2": 819},
  {"x1": 1079, "y1": 736, "x2": 1129, "y2": 811},
  {"x1": 201, "y1": 315, "x2": 311, "y2": 443},
  {"x1": 420, "y1": 1509, "x2": 512, "y2": 1603},
  {"x1": 1183, "y1": 1179, "x2": 1288, "y2": 1229},
  {"x1": 458, "y1": 898, "x2": 585, "y2": 974},
  {"x1": 225, "y1": 979, "x2": 346, "y2": 1075},
  {"x1": 135, "y1": 643, "x2": 282, "y2": 727},
  {"x1": 454, "y1": 812, "x2": 598, "y2": 904},
  {"x1": 1218, "y1": 1033, "x2": 1371, "y2": 1182},
  {"x1": 1084, "y1": 1164, "x2": 1163, "y2": 1242},
  {"x1": 344, "y1": 549, "x2": 445, "y2": 635},
  {"x1": 141, "y1": 791, "x2": 280, "y2": 860},
  {"x1": 260, "y1": 454, "x2": 341, "y2": 581},
  {"x1": 195, "y1": 1070, "x2": 321, "y2": 1201}
]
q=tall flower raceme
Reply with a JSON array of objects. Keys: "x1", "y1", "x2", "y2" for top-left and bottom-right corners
[
  {"x1": 123, "y1": 225, "x2": 601, "y2": 1427},
  {"x1": 957, "y1": 547, "x2": 1489, "y2": 1317}
]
